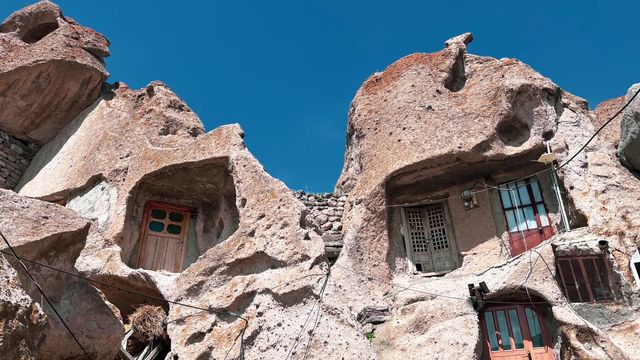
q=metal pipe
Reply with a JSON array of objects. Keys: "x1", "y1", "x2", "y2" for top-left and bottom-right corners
[{"x1": 547, "y1": 142, "x2": 570, "y2": 232}]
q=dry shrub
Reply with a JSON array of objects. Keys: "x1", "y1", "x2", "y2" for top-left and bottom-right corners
[{"x1": 128, "y1": 305, "x2": 168, "y2": 342}]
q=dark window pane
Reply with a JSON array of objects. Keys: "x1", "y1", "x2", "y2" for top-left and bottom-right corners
[
  {"x1": 495, "y1": 310, "x2": 512, "y2": 350},
  {"x1": 151, "y1": 209, "x2": 166, "y2": 219},
  {"x1": 558, "y1": 259, "x2": 580, "y2": 301},
  {"x1": 525, "y1": 308, "x2": 545, "y2": 348},
  {"x1": 508, "y1": 309, "x2": 524, "y2": 349},
  {"x1": 593, "y1": 257, "x2": 613, "y2": 300},
  {"x1": 149, "y1": 221, "x2": 164, "y2": 232},
  {"x1": 483, "y1": 311, "x2": 500, "y2": 351},
  {"x1": 167, "y1": 224, "x2": 182, "y2": 235},
  {"x1": 169, "y1": 212, "x2": 184, "y2": 222},
  {"x1": 571, "y1": 259, "x2": 591, "y2": 302}
]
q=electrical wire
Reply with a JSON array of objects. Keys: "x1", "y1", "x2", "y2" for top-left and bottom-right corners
[
  {"x1": 386, "y1": 86, "x2": 640, "y2": 209},
  {"x1": 556, "y1": 86, "x2": 640, "y2": 171},
  {"x1": 332, "y1": 263, "x2": 555, "y2": 305},
  {"x1": 0, "y1": 245, "x2": 249, "y2": 359},
  {"x1": 0, "y1": 231, "x2": 90, "y2": 359},
  {"x1": 284, "y1": 269, "x2": 331, "y2": 360},
  {"x1": 302, "y1": 269, "x2": 331, "y2": 360}
]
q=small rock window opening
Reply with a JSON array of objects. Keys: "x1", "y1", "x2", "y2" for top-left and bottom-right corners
[
  {"x1": 22, "y1": 22, "x2": 59, "y2": 44},
  {"x1": 481, "y1": 305, "x2": 553, "y2": 360},
  {"x1": 498, "y1": 177, "x2": 554, "y2": 256},
  {"x1": 556, "y1": 255, "x2": 615, "y2": 303}
]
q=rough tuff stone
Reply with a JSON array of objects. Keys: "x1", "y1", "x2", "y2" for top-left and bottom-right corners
[
  {"x1": 0, "y1": 189, "x2": 123, "y2": 360},
  {"x1": 327, "y1": 32, "x2": 640, "y2": 359},
  {"x1": 617, "y1": 83, "x2": 640, "y2": 171},
  {"x1": 15, "y1": 79, "x2": 370, "y2": 358},
  {"x1": 0, "y1": 1, "x2": 110, "y2": 143},
  {"x1": 594, "y1": 95, "x2": 625, "y2": 146},
  {"x1": 0, "y1": 254, "x2": 47, "y2": 360}
]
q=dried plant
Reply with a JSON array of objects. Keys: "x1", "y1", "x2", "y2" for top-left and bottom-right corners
[{"x1": 127, "y1": 305, "x2": 168, "y2": 343}]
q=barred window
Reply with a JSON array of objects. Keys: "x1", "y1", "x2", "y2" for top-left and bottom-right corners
[{"x1": 557, "y1": 256, "x2": 614, "y2": 302}]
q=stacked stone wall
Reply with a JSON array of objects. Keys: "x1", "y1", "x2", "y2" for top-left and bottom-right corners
[
  {"x1": 294, "y1": 191, "x2": 346, "y2": 258},
  {"x1": 0, "y1": 131, "x2": 39, "y2": 189}
]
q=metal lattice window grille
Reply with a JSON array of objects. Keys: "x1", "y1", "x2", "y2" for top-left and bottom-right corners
[
  {"x1": 405, "y1": 204, "x2": 450, "y2": 253},
  {"x1": 407, "y1": 209, "x2": 429, "y2": 253}
]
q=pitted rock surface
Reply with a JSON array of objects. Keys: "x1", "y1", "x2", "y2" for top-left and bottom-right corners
[{"x1": 0, "y1": 1, "x2": 110, "y2": 143}]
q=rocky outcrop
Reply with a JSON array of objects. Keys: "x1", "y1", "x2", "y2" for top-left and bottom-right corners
[
  {"x1": 0, "y1": 189, "x2": 123, "y2": 359},
  {"x1": 594, "y1": 95, "x2": 625, "y2": 146},
  {"x1": 0, "y1": 1, "x2": 109, "y2": 143},
  {"x1": 2, "y1": 1, "x2": 640, "y2": 359},
  {"x1": 14, "y1": 76, "x2": 372, "y2": 358},
  {"x1": 327, "y1": 33, "x2": 640, "y2": 359},
  {"x1": 0, "y1": 254, "x2": 47, "y2": 360},
  {"x1": 617, "y1": 83, "x2": 640, "y2": 171}
]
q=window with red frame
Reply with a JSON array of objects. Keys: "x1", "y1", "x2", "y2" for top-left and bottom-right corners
[
  {"x1": 556, "y1": 256, "x2": 614, "y2": 302},
  {"x1": 481, "y1": 305, "x2": 554, "y2": 360}
]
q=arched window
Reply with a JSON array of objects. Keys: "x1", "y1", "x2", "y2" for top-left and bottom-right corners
[{"x1": 480, "y1": 304, "x2": 554, "y2": 360}]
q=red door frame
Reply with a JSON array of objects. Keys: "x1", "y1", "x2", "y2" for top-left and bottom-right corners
[
  {"x1": 480, "y1": 304, "x2": 554, "y2": 360},
  {"x1": 137, "y1": 201, "x2": 192, "y2": 272},
  {"x1": 498, "y1": 178, "x2": 554, "y2": 256}
]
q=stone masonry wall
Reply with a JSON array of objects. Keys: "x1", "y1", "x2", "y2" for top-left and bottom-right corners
[
  {"x1": 294, "y1": 191, "x2": 347, "y2": 259},
  {"x1": 0, "y1": 131, "x2": 39, "y2": 189}
]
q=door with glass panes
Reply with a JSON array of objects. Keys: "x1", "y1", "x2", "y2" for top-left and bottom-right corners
[
  {"x1": 402, "y1": 203, "x2": 458, "y2": 273},
  {"x1": 137, "y1": 201, "x2": 191, "y2": 272},
  {"x1": 499, "y1": 177, "x2": 554, "y2": 256},
  {"x1": 481, "y1": 305, "x2": 553, "y2": 360}
]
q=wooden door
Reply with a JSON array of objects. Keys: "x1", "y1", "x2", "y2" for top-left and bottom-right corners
[
  {"x1": 499, "y1": 178, "x2": 554, "y2": 256},
  {"x1": 137, "y1": 201, "x2": 191, "y2": 272},
  {"x1": 403, "y1": 203, "x2": 457, "y2": 273},
  {"x1": 481, "y1": 305, "x2": 554, "y2": 360}
]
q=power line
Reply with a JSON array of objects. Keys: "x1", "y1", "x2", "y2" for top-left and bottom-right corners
[
  {"x1": 332, "y1": 263, "x2": 555, "y2": 305},
  {"x1": 387, "y1": 86, "x2": 640, "y2": 209},
  {"x1": 0, "y1": 231, "x2": 90, "y2": 359},
  {"x1": 0, "y1": 246, "x2": 249, "y2": 359},
  {"x1": 557, "y1": 86, "x2": 640, "y2": 171}
]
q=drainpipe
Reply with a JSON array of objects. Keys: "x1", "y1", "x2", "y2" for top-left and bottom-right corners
[{"x1": 547, "y1": 142, "x2": 571, "y2": 232}]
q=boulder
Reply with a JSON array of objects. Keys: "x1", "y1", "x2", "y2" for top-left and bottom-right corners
[
  {"x1": 0, "y1": 1, "x2": 110, "y2": 143},
  {"x1": 594, "y1": 95, "x2": 625, "y2": 146},
  {"x1": 15, "y1": 78, "x2": 373, "y2": 358},
  {"x1": 327, "y1": 33, "x2": 640, "y2": 358},
  {"x1": 617, "y1": 83, "x2": 640, "y2": 171},
  {"x1": 0, "y1": 189, "x2": 123, "y2": 359},
  {"x1": 0, "y1": 254, "x2": 47, "y2": 360}
]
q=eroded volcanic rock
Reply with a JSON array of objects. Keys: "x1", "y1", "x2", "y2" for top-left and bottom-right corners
[
  {"x1": 617, "y1": 83, "x2": 640, "y2": 171},
  {"x1": 0, "y1": 189, "x2": 123, "y2": 360},
  {"x1": 0, "y1": 254, "x2": 47, "y2": 360},
  {"x1": 15, "y1": 77, "x2": 373, "y2": 358},
  {"x1": 0, "y1": 0, "x2": 109, "y2": 143},
  {"x1": 327, "y1": 33, "x2": 640, "y2": 358}
]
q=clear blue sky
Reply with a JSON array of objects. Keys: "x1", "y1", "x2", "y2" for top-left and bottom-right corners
[{"x1": 2, "y1": 1, "x2": 638, "y2": 192}]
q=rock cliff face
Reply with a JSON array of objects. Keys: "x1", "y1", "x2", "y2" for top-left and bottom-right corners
[
  {"x1": 330, "y1": 32, "x2": 640, "y2": 359},
  {"x1": 0, "y1": 189, "x2": 123, "y2": 359},
  {"x1": 0, "y1": 1, "x2": 109, "y2": 144},
  {"x1": 617, "y1": 84, "x2": 640, "y2": 171},
  {"x1": 1, "y1": 2, "x2": 640, "y2": 360}
]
